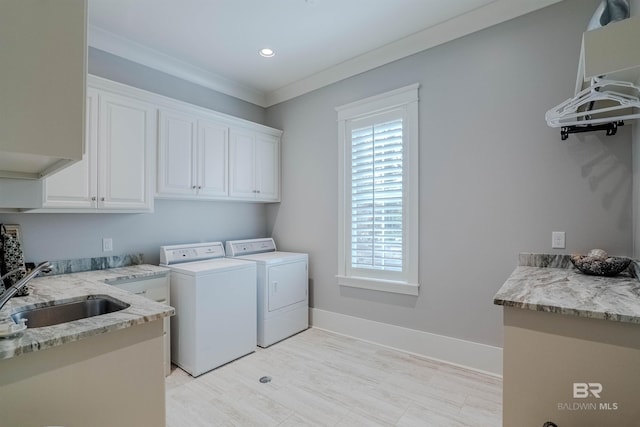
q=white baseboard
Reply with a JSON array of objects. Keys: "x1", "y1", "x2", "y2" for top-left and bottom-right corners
[{"x1": 309, "y1": 308, "x2": 503, "y2": 377}]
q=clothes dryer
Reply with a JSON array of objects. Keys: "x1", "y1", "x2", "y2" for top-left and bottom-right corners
[{"x1": 225, "y1": 238, "x2": 308, "y2": 347}]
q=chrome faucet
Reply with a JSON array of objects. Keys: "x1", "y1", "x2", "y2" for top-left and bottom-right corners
[{"x1": 0, "y1": 261, "x2": 52, "y2": 312}]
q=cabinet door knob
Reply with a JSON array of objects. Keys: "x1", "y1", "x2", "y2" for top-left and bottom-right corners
[
  {"x1": 198, "y1": 186, "x2": 202, "y2": 190},
  {"x1": 101, "y1": 197, "x2": 105, "y2": 201},
  {"x1": 91, "y1": 196, "x2": 97, "y2": 201},
  {"x1": 192, "y1": 186, "x2": 196, "y2": 190}
]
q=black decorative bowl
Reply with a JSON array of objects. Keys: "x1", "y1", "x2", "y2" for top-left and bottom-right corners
[{"x1": 570, "y1": 254, "x2": 631, "y2": 277}]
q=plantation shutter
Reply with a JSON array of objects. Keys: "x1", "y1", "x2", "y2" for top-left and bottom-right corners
[{"x1": 350, "y1": 118, "x2": 403, "y2": 272}]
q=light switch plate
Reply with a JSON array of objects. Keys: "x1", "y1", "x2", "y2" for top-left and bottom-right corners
[{"x1": 552, "y1": 231, "x2": 565, "y2": 249}]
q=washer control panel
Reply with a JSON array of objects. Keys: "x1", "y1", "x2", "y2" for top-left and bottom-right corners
[
  {"x1": 225, "y1": 238, "x2": 276, "y2": 256},
  {"x1": 160, "y1": 242, "x2": 226, "y2": 265}
]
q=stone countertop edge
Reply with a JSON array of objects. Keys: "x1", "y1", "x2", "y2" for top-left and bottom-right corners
[
  {"x1": 493, "y1": 253, "x2": 640, "y2": 325},
  {"x1": 0, "y1": 264, "x2": 174, "y2": 361}
]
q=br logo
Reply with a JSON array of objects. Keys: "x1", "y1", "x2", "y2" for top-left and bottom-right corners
[{"x1": 573, "y1": 382, "x2": 603, "y2": 398}]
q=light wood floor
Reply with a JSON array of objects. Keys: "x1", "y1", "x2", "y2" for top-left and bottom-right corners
[{"x1": 165, "y1": 328, "x2": 502, "y2": 426}]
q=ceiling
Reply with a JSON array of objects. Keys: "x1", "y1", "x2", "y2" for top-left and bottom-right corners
[{"x1": 88, "y1": 0, "x2": 562, "y2": 107}]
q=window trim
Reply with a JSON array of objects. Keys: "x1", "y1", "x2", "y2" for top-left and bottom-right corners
[{"x1": 336, "y1": 83, "x2": 420, "y2": 296}]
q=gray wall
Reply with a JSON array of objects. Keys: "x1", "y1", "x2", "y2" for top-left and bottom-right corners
[
  {"x1": 0, "y1": 200, "x2": 266, "y2": 265},
  {"x1": 265, "y1": 0, "x2": 633, "y2": 347},
  {"x1": 0, "y1": 50, "x2": 270, "y2": 265}
]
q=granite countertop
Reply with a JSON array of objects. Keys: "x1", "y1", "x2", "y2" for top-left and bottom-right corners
[
  {"x1": 494, "y1": 253, "x2": 640, "y2": 324},
  {"x1": 0, "y1": 264, "x2": 174, "y2": 360}
]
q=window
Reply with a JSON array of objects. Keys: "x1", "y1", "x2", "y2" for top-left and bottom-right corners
[{"x1": 336, "y1": 84, "x2": 419, "y2": 296}]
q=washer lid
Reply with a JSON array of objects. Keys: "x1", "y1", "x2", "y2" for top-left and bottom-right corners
[
  {"x1": 160, "y1": 242, "x2": 225, "y2": 265},
  {"x1": 166, "y1": 257, "x2": 256, "y2": 276}
]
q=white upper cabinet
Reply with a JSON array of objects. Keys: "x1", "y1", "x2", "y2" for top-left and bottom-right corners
[
  {"x1": 255, "y1": 133, "x2": 280, "y2": 201},
  {"x1": 43, "y1": 88, "x2": 99, "y2": 210},
  {"x1": 156, "y1": 97, "x2": 281, "y2": 203},
  {"x1": 577, "y1": 15, "x2": 640, "y2": 92},
  {"x1": 42, "y1": 78, "x2": 156, "y2": 212},
  {"x1": 197, "y1": 120, "x2": 229, "y2": 198},
  {"x1": 43, "y1": 75, "x2": 281, "y2": 210},
  {"x1": 229, "y1": 129, "x2": 280, "y2": 202},
  {"x1": 229, "y1": 129, "x2": 258, "y2": 199},
  {"x1": 157, "y1": 110, "x2": 228, "y2": 199},
  {"x1": 157, "y1": 110, "x2": 197, "y2": 197},
  {"x1": 98, "y1": 91, "x2": 156, "y2": 211},
  {"x1": 0, "y1": 0, "x2": 86, "y2": 180}
]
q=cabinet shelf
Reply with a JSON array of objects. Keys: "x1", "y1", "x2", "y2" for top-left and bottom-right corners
[
  {"x1": 565, "y1": 16, "x2": 640, "y2": 129},
  {"x1": 576, "y1": 15, "x2": 640, "y2": 93}
]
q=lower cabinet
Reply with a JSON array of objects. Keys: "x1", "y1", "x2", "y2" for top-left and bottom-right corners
[
  {"x1": 109, "y1": 274, "x2": 171, "y2": 376},
  {"x1": 503, "y1": 307, "x2": 640, "y2": 427},
  {"x1": 0, "y1": 321, "x2": 166, "y2": 427}
]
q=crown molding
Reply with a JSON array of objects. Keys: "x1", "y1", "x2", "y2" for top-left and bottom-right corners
[
  {"x1": 88, "y1": 25, "x2": 267, "y2": 107},
  {"x1": 89, "y1": 0, "x2": 562, "y2": 108},
  {"x1": 264, "y1": 0, "x2": 563, "y2": 106}
]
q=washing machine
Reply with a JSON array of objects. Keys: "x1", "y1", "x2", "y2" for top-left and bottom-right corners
[
  {"x1": 225, "y1": 238, "x2": 308, "y2": 347},
  {"x1": 160, "y1": 242, "x2": 256, "y2": 377}
]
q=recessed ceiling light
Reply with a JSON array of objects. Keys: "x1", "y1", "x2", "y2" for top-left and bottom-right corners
[{"x1": 259, "y1": 48, "x2": 275, "y2": 58}]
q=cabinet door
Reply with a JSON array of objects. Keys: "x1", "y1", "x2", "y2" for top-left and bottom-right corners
[
  {"x1": 0, "y1": 0, "x2": 86, "y2": 179},
  {"x1": 110, "y1": 275, "x2": 171, "y2": 377},
  {"x1": 267, "y1": 261, "x2": 308, "y2": 312},
  {"x1": 255, "y1": 133, "x2": 280, "y2": 202},
  {"x1": 98, "y1": 92, "x2": 156, "y2": 211},
  {"x1": 42, "y1": 88, "x2": 98, "y2": 209},
  {"x1": 229, "y1": 129, "x2": 257, "y2": 199},
  {"x1": 197, "y1": 119, "x2": 229, "y2": 198},
  {"x1": 157, "y1": 109, "x2": 197, "y2": 197}
]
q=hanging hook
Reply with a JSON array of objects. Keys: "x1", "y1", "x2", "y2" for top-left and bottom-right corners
[{"x1": 560, "y1": 120, "x2": 623, "y2": 140}]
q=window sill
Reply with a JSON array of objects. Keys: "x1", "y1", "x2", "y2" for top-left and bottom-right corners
[{"x1": 337, "y1": 275, "x2": 419, "y2": 296}]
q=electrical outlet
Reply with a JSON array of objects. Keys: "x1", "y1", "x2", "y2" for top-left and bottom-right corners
[
  {"x1": 552, "y1": 231, "x2": 565, "y2": 249},
  {"x1": 102, "y1": 238, "x2": 113, "y2": 252}
]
